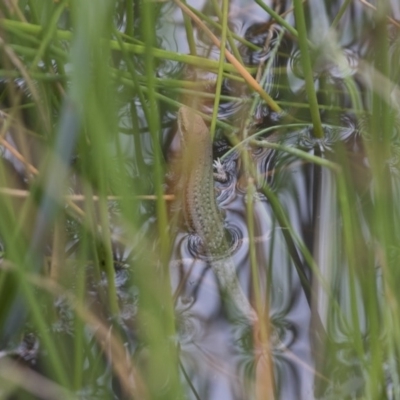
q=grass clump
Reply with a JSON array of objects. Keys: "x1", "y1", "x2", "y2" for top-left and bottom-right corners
[{"x1": 0, "y1": 1, "x2": 399, "y2": 399}]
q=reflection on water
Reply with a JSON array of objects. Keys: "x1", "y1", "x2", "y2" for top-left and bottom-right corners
[
  {"x1": 161, "y1": 1, "x2": 386, "y2": 399},
  {"x1": 170, "y1": 126, "x2": 327, "y2": 399}
]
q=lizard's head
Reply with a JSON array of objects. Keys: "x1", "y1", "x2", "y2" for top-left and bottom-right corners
[{"x1": 178, "y1": 106, "x2": 209, "y2": 145}]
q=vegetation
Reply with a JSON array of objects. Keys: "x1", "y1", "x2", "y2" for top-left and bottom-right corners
[{"x1": 0, "y1": 0, "x2": 399, "y2": 399}]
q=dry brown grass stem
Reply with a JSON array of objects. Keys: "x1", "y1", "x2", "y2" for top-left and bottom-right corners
[
  {"x1": 0, "y1": 260, "x2": 149, "y2": 399},
  {"x1": 0, "y1": 187, "x2": 175, "y2": 202},
  {"x1": 173, "y1": 0, "x2": 282, "y2": 113},
  {"x1": 358, "y1": 0, "x2": 400, "y2": 28}
]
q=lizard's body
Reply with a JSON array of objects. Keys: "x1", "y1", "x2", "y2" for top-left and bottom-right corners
[
  {"x1": 178, "y1": 106, "x2": 227, "y2": 256},
  {"x1": 178, "y1": 106, "x2": 257, "y2": 322}
]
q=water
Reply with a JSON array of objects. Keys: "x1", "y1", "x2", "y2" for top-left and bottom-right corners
[{"x1": 159, "y1": 1, "x2": 385, "y2": 398}]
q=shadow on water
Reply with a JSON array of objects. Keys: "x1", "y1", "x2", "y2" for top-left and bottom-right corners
[{"x1": 0, "y1": 0, "x2": 400, "y2": 399}]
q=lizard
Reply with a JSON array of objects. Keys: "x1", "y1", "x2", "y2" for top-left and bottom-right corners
[{"x1": 177, "y1": 105, "x2": 258, "y2": 323}]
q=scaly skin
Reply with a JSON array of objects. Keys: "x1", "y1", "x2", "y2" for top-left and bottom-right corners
[
  {"x1": 178, "y1": 106, "x2": 257, "y2": 322},
  {"x1": 178, "y1": 106, "x2": 227, "y2": 256}
]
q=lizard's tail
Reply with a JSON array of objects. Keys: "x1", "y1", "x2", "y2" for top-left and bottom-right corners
[{"x1": 212, "y1": 259, "x2": 258, "y2": 324}]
